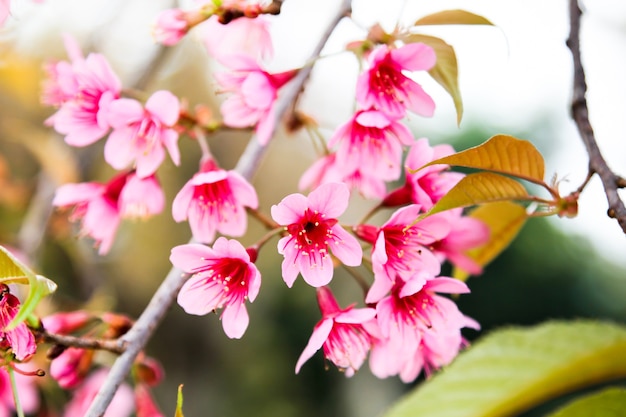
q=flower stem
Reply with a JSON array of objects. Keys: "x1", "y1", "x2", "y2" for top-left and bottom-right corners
[{"x1": 7, "y1": 366, "x2": 25, "y2": 417}]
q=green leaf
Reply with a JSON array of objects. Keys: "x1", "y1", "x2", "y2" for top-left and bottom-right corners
[
  {"x1": 425, "y1": 172, "x2": 532, "y2": 218},
  {"x1": 453, "y1": 201, "x2": 527, "y2": 281},
  {"x1": 405, "y1": 34, "x2": 463, "y2": 125},
  {"x1": 0, "y1": 246, "x2": 57, "y2": 331},
  {"x1": 416, "y1": 134, "x2": 546, "y2": 185},
  {"x1": 174, "y1": 384, "x2": 185, "y2": 417},
  {"x1": 382, "y1": 320, "x2": 626, "y2": 417},
  {"x1": 414, "y1": 9, "x2": 495, "y2": 26},
  {"x1": 546, "y1": 387, "x2": 626, "y2": 417}
]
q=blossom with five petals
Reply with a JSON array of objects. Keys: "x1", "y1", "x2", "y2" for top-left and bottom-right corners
[
  {"x1": 172, "y1": 238, "x2": 261, "y2": 339},
  {"x1": 201, "y1": 14, "x2": 273, "y2": 64},
  {"x1": 328, "y1": 109, "x2": 414, "y2": 182},
  {"x1": 271, "y1": 182, "x2": 363, "y2": 288},
  {"x1": 43, "y1": 35, "x2": 122, "y2": 147},
  {"x1": 369, "y1": 276, "x2": 478, "y2": 382},
  {"x1": 364, "y1": 205, "x2": 450, "y2": 303},
  {"x1": 104, "y1": 90, "x2": 181, "y2": 178},
  {"x1": 216, "y1": 54, "x2": 296, "y2": 145},
  {"x1": 356, "y1": 43, "x2": 436, "y2": 119},
  {"x1": 172, "y1": 159, "x2": 258, "y2": 244},
  {"x1": 296, "y1": 286, "x2": 375, "y2": 377},
  {"x1": 53, "y1": 171, "x2": 164, "y2": 254}
]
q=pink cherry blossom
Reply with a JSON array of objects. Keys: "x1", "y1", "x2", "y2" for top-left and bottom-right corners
[
  {"x1": 216, "y1": 54, "x2": 295, "y2": 145},
  {"x1": 172, "y1": 159, "x2": 258, "y2": 244},
  {"x1": 356, "y1": 43, "x2": 436, "y2": 119},
  {"x1": 296, "y1": 286, "x2": 375, "y2": 377},
  {"x1": 135, "y1": 383, "x2": 164, "y2": 417},
  {"x1": 369, "y1": 276, "x2": 478, "y2": 382},
  {"x1": 328, "y1": 109, "x2": 414, "y2": 181},
  {"x1": 0, "y1": 285, "x2": 36, "y2": 361},
  {"x1": 64, "y1": 368, "x2": 134, "y2": 417},
  {"x1": 0, "y1": 0, "x2": 10, "y2": 27},
  {"x1": 153, "y1": 9, "x2": 189, "y2": 46},
  {"x1": 384, "y1": 138, "x2": 464, "y2": 210},
  {"x1": 44, "y1": 35, "x2": 122, "y2": 147},
  {"x1": 42, "y1": 310, "x2": 93, "y2": 334},
  {"x1": 271, "y1": 182, "x2": 363, "y2": 288},
  {"x1": 105, "y1": 90, "x2": 181, "y2": 178},
  {"x1": 201, "y1": 14, "x2": 273, "y2": 63},
  {"x1": 0, "y1": 366, "x2": 39, "y2": 417},
  {"x1": 299, "y1": 153, "x2": 386, "y2": 199},
  {"x1": 172, "y1": 238, "x2": 261, "y2": 339},
  {"x1": 50, "y1": 347, "x2": 92, "y2": 389},
  {"x1": 119, "y1": 173, "x2": 165, "y2": 219},
  {"x1": 431, "y1": 209, "x2": 490, "y2": 275},
  {"x1": 53, "y1": 171, "x2": 162, "y2": 254},
  {"x1": 366, "y1": 205, "x2": 451, "y2": 303}
]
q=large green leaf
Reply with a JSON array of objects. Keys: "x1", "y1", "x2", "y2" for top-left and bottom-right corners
[
  {"x1": 547, "y1": 387, "x2": 626, "y2": 417},
  {"x1": 0, "y1": 246, "x2": 56, "y2": 330},
  {"x1": 414, "y1": 10, "x2": 495, "y2": 26},
  {"x1": 453, "y1": 201, "x2": 527, "y2": 281},
  {"x1": 416, "y1": 134, "x2": 546, "y2": 185},
  {"x1": 382, "y1": 320, "x2": 626, "y2": 417},
  {"x1": 405, "y1": 34, "x2": 463, "y2": 125},
  {"x1": 425, "y1": 171, "x2": 531, "y2": 218}
]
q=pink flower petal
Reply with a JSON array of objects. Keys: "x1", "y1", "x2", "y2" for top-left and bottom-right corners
[
  {"x1": 328, "y1": 225, "x2": 362, "y2": 267},
  {"x1": 335, "y1": 308, "x2": 376, "y2": 324},
  {"x1": 295, "y1": 318, "x2": 333, "y2": 374},
  {"x1": 145, "y1": 90, "x2": 180, "y2": 126},
  {"x1": 271, "y1": 193, "x2": 308, "y2": 225},
  {"x1": 170, "y1": 244, "x2": 216, "y2": 272},
  {"x1": 307, "y1": 182, "x2": 350, "y2": 218},
  {"x1": 221, "y1": 301, "x2": 249, "y2": 339}
]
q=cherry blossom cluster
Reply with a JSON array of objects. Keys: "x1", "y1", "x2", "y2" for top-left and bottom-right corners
[{"x1": 0, "y1": 1, "x2": 494, "y2": 414}]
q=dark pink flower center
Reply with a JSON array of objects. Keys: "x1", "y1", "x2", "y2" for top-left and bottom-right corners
[
  {"x1": 382, "y1": 225, "x2": 429, "y2": 272},
  {"x1": 192, "y1": 179, "x2": 238, "y2": 222},
  {"x1": 391, "y1": 284, "x2": 434, "y2": 329},
  {"x1": 370, "y1": 57, "x2": 408, "y2": 101},
  {"x1": 202, "y1": 258, "x2": 250, "y2": 306},
  {"x1": 287, "y1": 209, "x2": 338, "y2": 257}
]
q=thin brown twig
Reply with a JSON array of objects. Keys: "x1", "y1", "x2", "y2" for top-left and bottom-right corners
[
  {"x1": 567, "y1": 0, "x2": 626, "y2": 233},
  {"x1": 85, "y1": 1, "x2": 352, "y2": 415},
  {"x1": 39, "y1": 331, "x2": 125, "y2": 355}
]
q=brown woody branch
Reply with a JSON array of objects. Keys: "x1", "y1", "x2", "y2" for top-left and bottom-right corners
[
  {"x1": 567, "y1": 0, "x2": 626, "y2": 233},
  {"x1": 39, "y1": 330, "x2": 125, "y2": 355}
]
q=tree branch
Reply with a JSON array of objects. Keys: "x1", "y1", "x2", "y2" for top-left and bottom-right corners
[
  {"x1": 39, "y1": 331, "x2": 125, "y2": 355},
  {"x1": 84, "y1": 1, "x2": 352, "y2": 415},
  {"x1": 567, "y1": 0, "x2": 626, "y2": 233}
]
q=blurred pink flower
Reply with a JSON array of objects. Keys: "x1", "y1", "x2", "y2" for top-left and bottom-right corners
[
  {"x1": 44, "y1": 35, "x2": 122, "y2": 147},
  {"x1": 367, "y1": 205, "x2": 450, "y2": 303},
  {"x1": 42, "y1": 310, "x2": 93, "y2": 334},
  {"x1": 216, "y1": 54, "x2": 295, "y2": 145},
  {"x1": 271, "y1": 182, "x2": 362, "y2": 288},
  {"x1": 296, "y1": 287, "x2": 375, "y2": 377},
  {"x1": 369, "y1": 276, "x2": 478, "y2": 382},
  {"x1": 0, "y1": 285, "x2": 36, "y2": 361},
  {"x1": 201, "y1": 14, "x2": 273, "y2": 63},
  {"x1": 50, "y1": 347, "x2": 92, "y2": 389},
  {"x1": 356, "y1": 43, "x2": 436, "y2": 118},
  {"x1": 172, "y1": 238, "x2": 261, "y2": 339},
  {"x1": 384, "y1": 138, "x2": 464, "y2": 210},
  {"x1": 0, "y1": 366, "x2": 39, "y2": 417},
  {"x1": 172, "y1": 159, "x2": 258, "y2": 244},
  {"x1": 0, "y1": 0, "x2": 10, "y2": 27},
  {"x1": 431, "y1": 210, "x2": 490, "y2": 275},
  {"x1": 135, "y1": 383, "x2": 164, "y2": 417},
  {"x1": 53, "y1": 171, "x2": 162, "y2": 254},
  {"x1": 64, "y1": 368, "x2": 134, "y2": 417},
  {"x1": 104, "y1": 90, "x2": 180, "y2": 178},
  {"x1": 328, "y1": 109, "x2": 414, "y2": 181},
  {"x1": 299, "y1": 153, "x2": 386, "y2": 199},
  {"x1": 153, "y1": 9, "x2": 188, "y2": 46}
]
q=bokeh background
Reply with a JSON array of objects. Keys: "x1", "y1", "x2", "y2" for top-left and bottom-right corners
[{"x1": 1, "y1": 0, "x2": 626, "y2": 416}]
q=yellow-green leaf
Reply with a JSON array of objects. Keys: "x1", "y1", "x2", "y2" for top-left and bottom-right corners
[
  {"x1": 174, "y1": 384, "x2": 185, "y2": 417},
  {"x1": 547, "y1": 387, "x2": 626, "y2": 417},
  {"x1": 425, "y1": 172, "x2": 531, "y2": 218},
  {"x1": 383, "y1": 320, "x2": 626, "y2": 417},
  {"x1": 414, "y1": 9, "x2": 495, "y2": 26},
  {"x1": 0, "y1": 246, "x2": 57, "y2": 330},
  {"x1": 417, "y1": 134, "x2": 546, "y2": 184},
  {"x1": 453, "y1": 201, "x2": 527, "y2": 280},
  {"x1": 405, "y1": 34, "x2": 463, "y2": 125}
]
